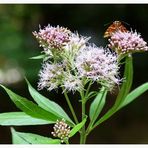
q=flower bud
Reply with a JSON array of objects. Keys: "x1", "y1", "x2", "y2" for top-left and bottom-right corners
[{"x1": 51, "y1": 119, "x2": 70, "y2": 143}]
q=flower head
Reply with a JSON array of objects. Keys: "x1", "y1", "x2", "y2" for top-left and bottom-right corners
[
  {"x1": 38, "y1": 62, "x2": 64, "y2": 91},
  {"x1": 64, "y1": 33, "x2": 90, "y2": 53},
  {"x1": 33, "y1": 25, "x2": 71, "y2": 52},
  {"x1": 75, "y1": 45, "x2": 120, "y2": 90},
  {"x1": 33, "y1": 25, "x2": 90, "y2": 56},
  {"x1": 62, "y1": 73, "x2": 83, "y2": 93},
  {"x1": 51, "y1": 119, "x2": 70, "y2": 143},
  {"x1": 108, "y1": 30, "x2": 148, "y2": 54}
]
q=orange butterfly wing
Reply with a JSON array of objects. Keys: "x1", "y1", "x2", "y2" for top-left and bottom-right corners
[{"x1": 104, "y1": 21, "x2": 128, "y2": 38}]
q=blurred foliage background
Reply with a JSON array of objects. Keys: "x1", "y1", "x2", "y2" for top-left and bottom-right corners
[{"x1": 0, "y1": 4, "x2": 148, "y2": 144}]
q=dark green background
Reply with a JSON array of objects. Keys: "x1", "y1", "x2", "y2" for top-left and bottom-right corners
[{"x1": 0, "y1": 4, "x2": 148, "y2": 144}]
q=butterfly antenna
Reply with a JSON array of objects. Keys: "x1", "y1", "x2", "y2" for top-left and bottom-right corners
[
  {"x1": 122, "y1": 21, "x2": 130, "y2": 26},
  {"x1": 104, "y1": 21, "x2": 113, "y2": 27}
]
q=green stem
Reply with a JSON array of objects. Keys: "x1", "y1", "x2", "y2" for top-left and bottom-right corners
[
  {"x1": 80, "y1": 102, "x2": 85, "y2": 143},
  {"x1": 63, "y1": 90, "x2": 79, "y2": 124},
  {"x1": 65, "y1": 139, "x2": 69, "y2": 144},
  {"x1": 80, "y1": 90, "x2": 86, "y2": 144},
  {"x1": 79, "y1": 80, "x2": 93, "y2": 143},
  {"x1": 85, "y1": 81, "x2": 93, "y2": 100},
  {"x1": 80, "y1": 133, "x2": 87, "y2": 144}
]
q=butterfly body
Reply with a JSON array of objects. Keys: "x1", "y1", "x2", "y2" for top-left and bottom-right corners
[{"x1": 104, "y1": 21, "x2": 128, "y2": 38}]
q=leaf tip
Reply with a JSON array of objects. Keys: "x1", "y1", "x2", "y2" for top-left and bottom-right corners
[
  {"x1": 10, "y1": 127, "x2": 15, "y2": 133},
  {"x1": 0, "y1": 84, "x2": 6, "y2": 90}
]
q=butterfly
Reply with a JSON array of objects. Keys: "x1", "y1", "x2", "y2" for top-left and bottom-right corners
[{"x1": 104, "y1": 21, "x2": 128, "y2": 38}]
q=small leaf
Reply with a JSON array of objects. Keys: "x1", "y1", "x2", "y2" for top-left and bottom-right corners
[
  {"x1": 86, "y1": 91, "x2": 98, "y2": 101},
  {"x1": 69, "y1": 118, "x2": 87, "y2": 137},
  {"x1": 89, "y1": 87, "x2": 107, "y2": 125},
  {"x1": 11, "y1": 128, "x2": 61, "y2": 144},
  {"x1": 0, "y1": 112, "x2": 53, "y2": 126},
  {"x1": 0, "y1": 85, "x2": 59, "y2": 122},
  {"x1": 118, "y1": 82, "x2": 148, "y2": 110},
  {"x1": 25, "y1": 79, "x2": 74, "y2": 127},
  {"x1": 29, "y1": 54, "x2": 46, "y2": 60}
]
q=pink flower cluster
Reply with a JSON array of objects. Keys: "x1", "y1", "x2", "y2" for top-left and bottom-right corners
[
  {"x1": 33, "y1": 25, "x2": 89, "y2": 56},
  {"x1": 35, "y1": 24, "x2": 121, "y2": 92},
  {"x1": 38, "y1": 62, "x2": 83, "y2": 92},
  {"x1": 108, "y1": 30, "x2": 148, "y2": 54},
  {"x1": 75, "y1": 45, "x2": 120, "y2": 89},
  {"x1": 62, "y1": 73, "x2": 83, "y2": 93},
  {"x1": 33, "y1": 25, "x2": 71, "y2": 51},
  {"x1": 38, "y1": 63, "x2": 64, "y2": 91}
]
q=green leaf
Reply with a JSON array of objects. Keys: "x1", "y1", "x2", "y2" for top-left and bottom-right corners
[
  {"x1": 0, "y1": 85, "x2": 59, "y2": 122},
  {"x1": 89, "y1": 87, "x2": 107, "y2": 125},
  {"x1": 29, "y1": 54, "x2": 46, "y2": 60},
  {"x1": 25, "y1": 79, "x2": 74, "y2": 127},
  {"x1": 86, "y1": 91, "x2": 98, "y2": 101},
  {"x1": 69, "y1": 118, "x2": 87, "y2": 137},
  {"x1": 0, "y1": 112, "x2": 53, "y2": 126},
  {"x1": 115, "y1": 56, "x2": 133, "y2": 108},
  {"x1": 11, "y1": 128, "x2": 61, "y2": 144},
  {"x1": 90, "y1": 56, "x2": 134, "y2": 131},
  {"x1": 118, "y1": 82, "x2": 148, "y2": 110},
  {"x1": 11, "y1": 128, "x2": 28, "y2": 144}
]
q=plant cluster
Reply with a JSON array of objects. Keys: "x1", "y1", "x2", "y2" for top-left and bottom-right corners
[{"x1": 0, "y1": 22, "x2": 148, "y2": 144}]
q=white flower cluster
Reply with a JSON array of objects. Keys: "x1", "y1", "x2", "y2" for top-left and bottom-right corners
[
  {"x1": 34, "y1": 24, "x2": 120, "y2": 92},
  {"x1": 75, "y1": 45, "x2": 120, "y2": 89},
  {"x1": 38, "y1": 63, "x2": 64, "y2": 91},
  {"x1": 62, "y1": 73, "x2": 83, "y2": 93}
]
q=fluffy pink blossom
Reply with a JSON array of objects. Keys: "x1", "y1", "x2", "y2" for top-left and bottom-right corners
[
  {"x1": 75, "y1": 45, "x2": 120, "y2": 89},
  {"x1": 33, "y1": 25, "x2": 89, "y2": 55},
  {"x1": 108, "y1": 30, "x2": 148, "y2": 54},
  {"x1": 38, "y1": 63, "x2": 63, "y2": 91},
  {"x1": 38, "y1": 62, "x2": 83, "y2": 92},
  {"x1": 33, "y1": 25, "x2": 71, "y2": 51},
  {"x1": 62, "y1": 73, "x2": 83, "y2": 92}
]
